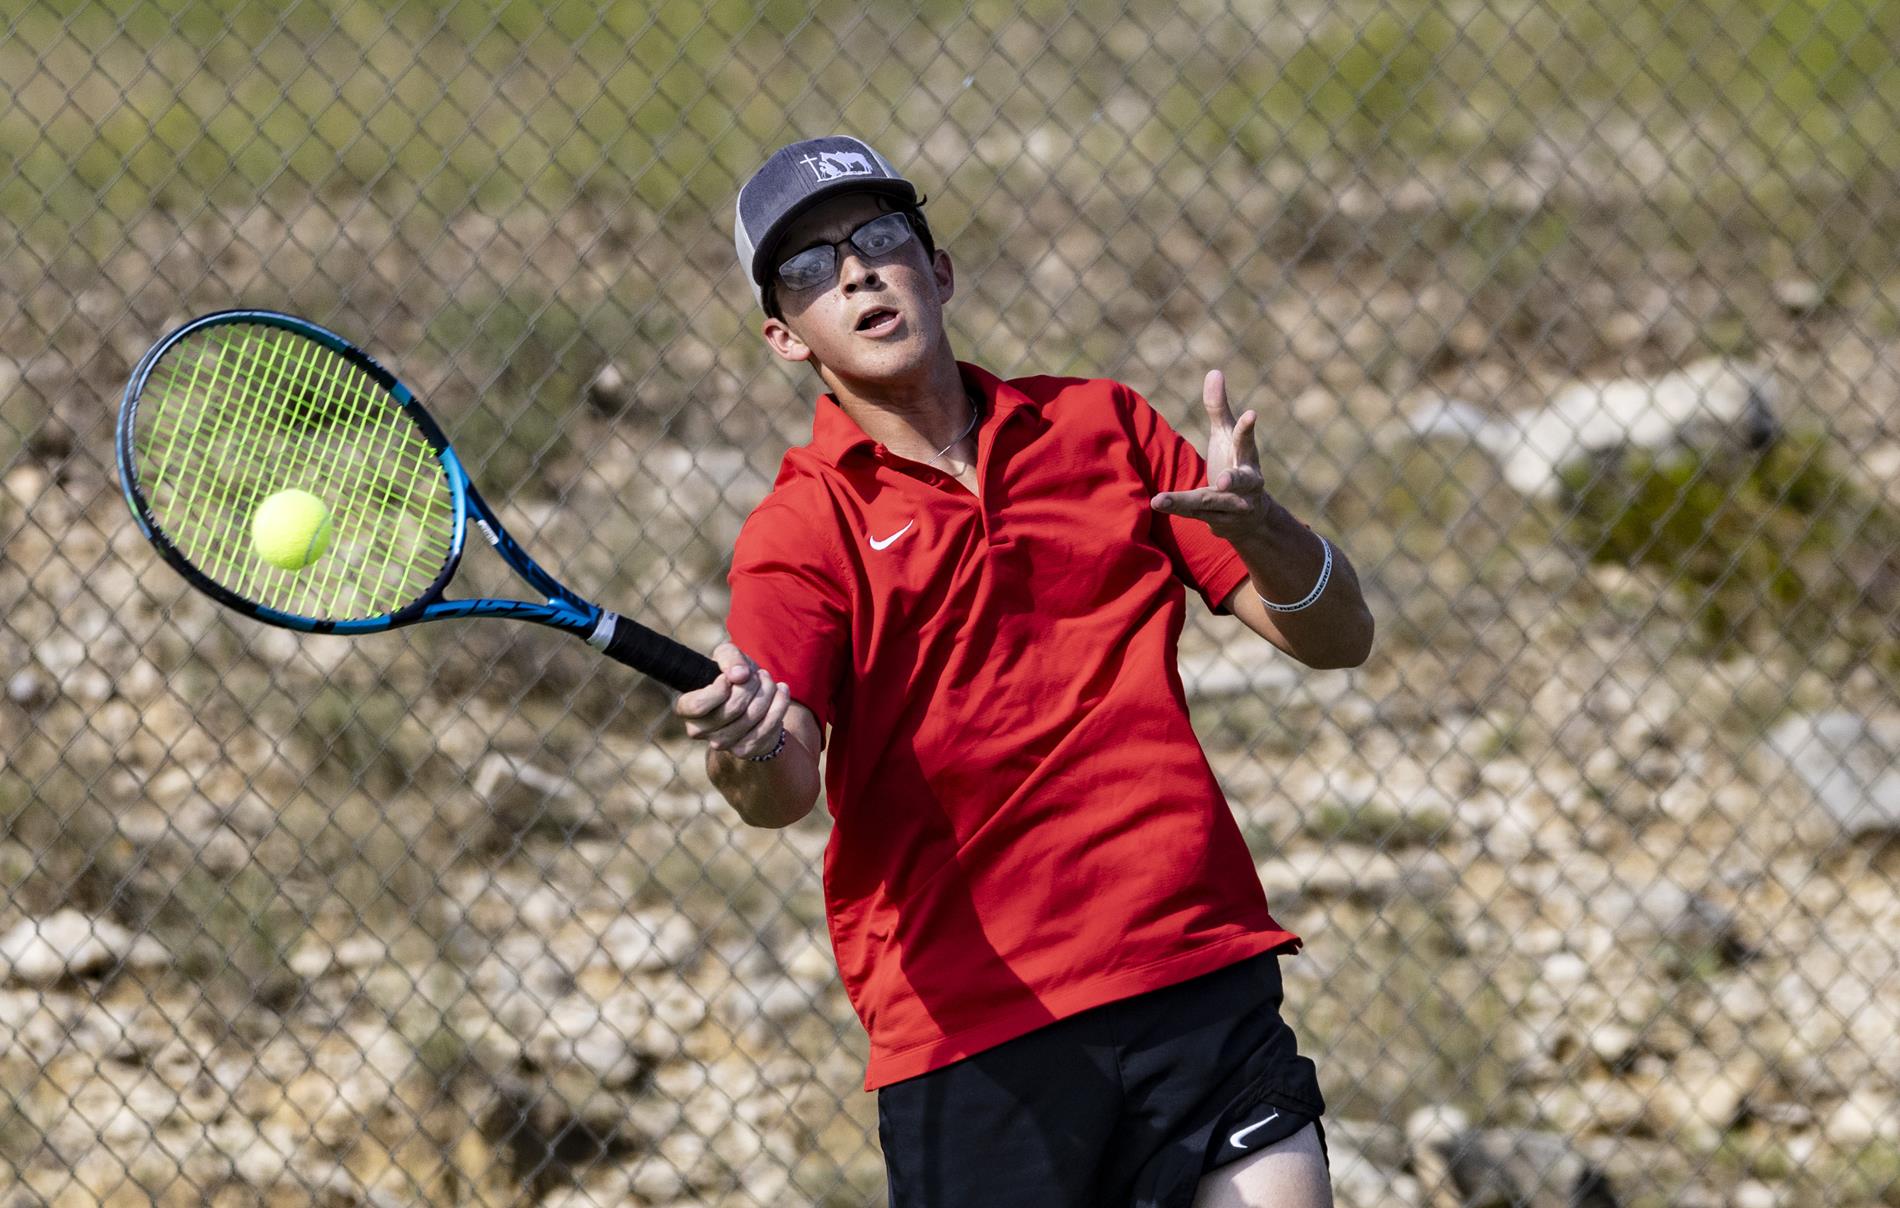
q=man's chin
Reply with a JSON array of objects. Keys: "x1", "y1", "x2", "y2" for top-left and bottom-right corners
[{"x1": 829, "y1": 334, "x2": 937, "y2": 382}]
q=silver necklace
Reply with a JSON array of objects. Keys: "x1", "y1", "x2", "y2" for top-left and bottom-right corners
[{"x1": 928, "y1": 401, "x2": 981, "y2": 467}]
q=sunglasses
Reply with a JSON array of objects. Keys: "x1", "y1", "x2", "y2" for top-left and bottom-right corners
[{"x1": 775, "y1": 212, "x2": 917, "y2": 294}]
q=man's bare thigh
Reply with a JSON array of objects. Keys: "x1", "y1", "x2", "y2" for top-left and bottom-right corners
[{"x1": 1191, "y1": 1121, "x2": 1333, "y2": 1208}]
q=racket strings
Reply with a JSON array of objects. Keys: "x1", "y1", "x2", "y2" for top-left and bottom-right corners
[
  {"x1": 132, "y1": 321, "x2": 456, "y2": 622},
  {"x1": 306, "y1": 340, "x2": 438, "y2": 614},
  {"x1": 209, "y1": 328, "x2": 314, "y2": 602},
  {"x1": 154, "y1": 327, "x2": 304, "y2": 579},
  {"x1": 148, "y1": 327, "x2": 340, "y2": 604},
  {"x1": 246, "y1": 331, "x2": 339, "y2": 605},
  {"x1": 150, "y1": 327, "x2": 277, "y2": 574}
]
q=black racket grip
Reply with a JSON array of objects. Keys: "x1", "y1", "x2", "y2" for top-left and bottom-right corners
[{"x1": 589, "y1": 612, "x2": 720, "y2": 692}]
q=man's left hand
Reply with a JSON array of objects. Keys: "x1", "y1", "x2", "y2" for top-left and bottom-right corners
[{"x1": 1149, "y1": 370, "x2": 1275, "y2": 540}]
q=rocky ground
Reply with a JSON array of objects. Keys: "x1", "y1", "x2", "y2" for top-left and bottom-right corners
[{"x1": 3, "y1": 146, "x2": 1900, "y2": 1205}]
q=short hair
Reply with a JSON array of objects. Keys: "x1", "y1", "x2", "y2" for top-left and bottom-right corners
[{"x1": 762, "y1": 196, "x2": 936, "y2": 322}]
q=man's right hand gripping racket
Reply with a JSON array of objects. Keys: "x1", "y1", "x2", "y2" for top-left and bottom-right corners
[{"x1": 116, "y1": 309, "x2": 720, "y2": 693}]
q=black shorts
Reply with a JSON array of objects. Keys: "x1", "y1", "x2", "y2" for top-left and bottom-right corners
[{"x1": 876, "y1": 952, "x2": 1327, "y2": 1208}]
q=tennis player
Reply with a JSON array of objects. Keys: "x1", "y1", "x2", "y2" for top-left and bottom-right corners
[{"x1": 677, "y1": 135, "x2": 1372, "y2": 1208}]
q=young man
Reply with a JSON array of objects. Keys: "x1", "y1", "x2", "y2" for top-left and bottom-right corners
[{"x1": 677, "y1": 135, "x2": 1372, "y2": 1208}]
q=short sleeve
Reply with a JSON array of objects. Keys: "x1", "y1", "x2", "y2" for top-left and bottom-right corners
[
  {"x1": 1116, "y1": 382, "x2": 1251, "y2": 614},
  {"x1": 725, "y1": 497, "x2": 851, "y2": 727}
]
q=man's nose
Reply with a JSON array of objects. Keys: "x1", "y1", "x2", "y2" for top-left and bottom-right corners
[{"x1": 839, "y1": 253, "x2": 880, "y2": 293}]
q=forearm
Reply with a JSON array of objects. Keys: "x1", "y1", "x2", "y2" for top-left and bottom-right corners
[
  {"x1": 707, "y1": 734, "x2": 821, "y2": 828},
  {"x1": 1228, "y1": 502, "x2": 1374, "y2": 669}
]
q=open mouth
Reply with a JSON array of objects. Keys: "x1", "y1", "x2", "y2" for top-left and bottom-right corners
[{"x1": 855, "y1": 307, "x2": 901, "y2": 335}]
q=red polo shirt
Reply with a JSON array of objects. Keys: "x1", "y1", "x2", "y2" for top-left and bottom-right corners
[{"x1": 726, "y1": 363, "x2": 1300, "y2": 1089}]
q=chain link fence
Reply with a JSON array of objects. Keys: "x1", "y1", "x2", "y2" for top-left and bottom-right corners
[{"x1": 3, "y1": 0, "x2": 1899, "y2": 1203}]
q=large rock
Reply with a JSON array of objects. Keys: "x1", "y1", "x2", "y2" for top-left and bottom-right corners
[
  {"x1": 1408, "y1": 1105, "x2": 1621, "y2": 1207},
  {"x1": 1588, "y1": 882, "x2": 1749, "y2": 964},
  {"x1": 1762, "y1": 711, "x2": 1900, "y2": 844},
  {"x1": 1323, "y1": 1116, "x2": 1421, "y2": 1208},
  {"x1": 1508, "y1": 860, "x2": 1747, "y2": 965},
  {"x1": 1179, "y1": 650, "x2": 1303, "y2": 701},
  {"x1": 1645, "y1": 1048, "x2": 1767, "y2": 1151},
  {"x1": 1771, "y1": 927, "x2": 1900, "y2": 1091},
  {"x1": 1255, "y1": 848, "x2": 1457, "y2": 907},
  {"x1": 0, "y1": 910, "x2": 168, "y2": 985},
  {"x1": 1400, "y1": 357, "x2": 1779, "y2": 500},
  {"x1": 473, "y1": 753, "x2": 587, "y2": 843},
  {"x1": 1823, "y1": 1088, "x2": 1900, "y2": 1147}
]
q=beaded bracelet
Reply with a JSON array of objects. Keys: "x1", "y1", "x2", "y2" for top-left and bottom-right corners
[
  {"x1": 1256, "y1": 534, "x2": 1333, "y2": 614},
  {"x1": 744, "y1": 728, "x2": 788, "y2": 762}
]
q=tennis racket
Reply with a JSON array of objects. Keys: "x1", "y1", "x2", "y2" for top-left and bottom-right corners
[{"x1": 115, "y1": 308, "x2": 720, "y2": 693}]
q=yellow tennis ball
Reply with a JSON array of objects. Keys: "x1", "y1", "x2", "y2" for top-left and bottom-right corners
[{"x1": 252, "y1": 489, "x2": 334, "y2": 571}]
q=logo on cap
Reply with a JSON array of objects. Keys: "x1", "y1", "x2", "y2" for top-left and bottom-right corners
[{"x1": 800, "y1": 150, "x2": 874, "y2": 182}]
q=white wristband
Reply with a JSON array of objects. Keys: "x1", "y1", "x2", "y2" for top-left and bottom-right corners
[{"x1": 1255, "y1": 534, "x2": 1333, "y2": 613}]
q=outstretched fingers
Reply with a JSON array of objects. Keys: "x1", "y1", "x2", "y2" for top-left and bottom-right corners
[
  {"x1": 1202, "y1": 369, "x2": 1234, "y2": 429},
  {"x1": 1151, "y1": 368, "x2": 1272, "y2": 525},
  {"x1": 1153, "y1": 487, "x2": 1255, "y2": 518},
  {"x1": 1232, "y1": 407, "x2": 1262, "y2": 471},
  {"x1": 1201, "y1": 370, "x2": 1262, "y2": 479}
]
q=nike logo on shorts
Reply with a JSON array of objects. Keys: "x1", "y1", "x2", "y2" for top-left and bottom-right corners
[
  {"x1": 869, "y1": 520, "x2": 913, "y2": 550},
  {"x1": 1228, "y1": 1110, "x2": 1281, "y2": 1149}
]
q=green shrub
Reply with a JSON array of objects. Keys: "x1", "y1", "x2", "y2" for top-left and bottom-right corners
[
  {"x1": 1847, "y1": 1137, "x2": 1900, "y2": 1207},
  {"x1": 1303, "y1": 799, "x2": 1449, "y2": 849},
  {"x1": 414, "y1": 1019, "x2": 479, "y2": 1093},
  {"x1": 0, "y1": 383, "x2": 37, "y2": 474},
  {"x1": 291, "y1": 682, "x2": 433, "y2": 792},
  {"x1": 1562, "y1": 431, "x2": 1900, "y2": 668},
  {"x1": 140, "y1": 863, "x2": 304, "y2": 1012},
  {"x1": 0, "y1": 770, "x2": 133, "y2": 918},
  {"x1": 1292, "y1": 898, "x2": 1512, "y2": 1123},
  {"x1": 422, "y1": 293, "x2": 605, "y2": 497}
]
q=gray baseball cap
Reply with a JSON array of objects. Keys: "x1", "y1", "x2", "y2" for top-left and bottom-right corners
[{"x1": 734, "y1": 135, "x2": 920, "y2": 310}]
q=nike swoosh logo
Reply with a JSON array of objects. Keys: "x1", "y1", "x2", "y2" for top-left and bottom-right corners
[
  {"x1": 868, "y1": 520, "x2": 913, "y2": 550},
  {"x1": 1228, "y1": 1110, "x2": 1281, "y2": 1150}
]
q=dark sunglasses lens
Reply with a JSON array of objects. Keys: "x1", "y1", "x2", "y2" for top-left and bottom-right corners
[{"x1": 778, "y1": 246, "x2": 835, "y2": 291}]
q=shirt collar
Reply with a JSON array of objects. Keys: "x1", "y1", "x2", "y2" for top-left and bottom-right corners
[{"x1": 807, "y1": 361, "x2": 1043, "y2": 467}]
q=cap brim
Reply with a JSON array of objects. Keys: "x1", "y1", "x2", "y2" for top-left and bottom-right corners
[{"x1": 748, "y1": 177, "x2": 920, "y2": 290}]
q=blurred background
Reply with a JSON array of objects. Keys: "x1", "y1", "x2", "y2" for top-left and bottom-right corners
[{"x1": 3, "y1": 0, "x2": 1900, "y2": 1204}]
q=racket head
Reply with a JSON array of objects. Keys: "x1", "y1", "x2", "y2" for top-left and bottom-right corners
[{"x1": 117, "y1": 310, "x2": 468, "y2": 632}]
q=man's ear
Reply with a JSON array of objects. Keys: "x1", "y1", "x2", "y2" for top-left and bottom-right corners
[
  {"x1": 762, "y1": 315, "x2": 812, "y2": 364},
  {"x1": 932, "y1": 248, "x2": 954, "y2": 305}
]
